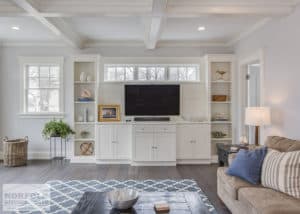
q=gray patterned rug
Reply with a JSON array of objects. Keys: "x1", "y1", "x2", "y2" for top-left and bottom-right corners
[{"x1": 15, "y1": 179, "x2": 217, "y2": 214}]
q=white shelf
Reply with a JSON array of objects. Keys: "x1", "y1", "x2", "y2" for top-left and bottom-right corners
[
  {"x1": 74, "y1": 101, "x2": 95, "y2": 104},
  {"x1": 210, "y1": 101, "x2": 231, "y2": 104},
  {"x1": 74, "y1": 81, "x2": 96, "y2": 84},
  {"x1": 211, "y1": 121, "x2": 232, "y2": 124},
  {"x1": 211, "y1": 138, "x2": 232, "y2": 141},
  {"x1": 75, "y1": 122, "x2": 95, "y2": 125},
  {"x1": 211, "y1": 81, "x2": 231, "y2": 83},
  {"x1": 71, "y1": 155, "x2": 95, "y2": 163},
  {"x1": 74, "y1": 138, "x2": 95, "y2": 141}
]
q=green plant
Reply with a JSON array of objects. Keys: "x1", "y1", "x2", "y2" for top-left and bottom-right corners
[{"x1": 42, "y1": 119, "x2": 75, "y2": 139}]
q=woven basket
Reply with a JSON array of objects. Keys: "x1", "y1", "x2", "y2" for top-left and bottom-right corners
[{"x1": 3, "y1": 137, "x2": 28, "y2": 167}]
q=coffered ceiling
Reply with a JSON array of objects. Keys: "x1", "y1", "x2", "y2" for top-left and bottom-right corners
[{"x1": 0, "y1": 0, "x2": 299, "y2": 49}]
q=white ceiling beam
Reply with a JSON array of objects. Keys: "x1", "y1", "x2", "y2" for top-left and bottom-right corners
[
  {"x1": 11, "y1": 0, "x2": 84, "y2": 48},
  {"x1": 144, "y1": 0, "x2": 167, "y2": 50}
]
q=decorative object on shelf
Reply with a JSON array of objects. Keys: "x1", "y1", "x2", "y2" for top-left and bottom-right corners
[
  {"x1": 78, "y1": 89, "x2": 93, "y2": 102},
  {"x1": 80, "y1": 130, "x2": 90, "y2": 138},
  {"x1": 216, "y1": 70, "x2": 227, "y2": 80},
  {"x1": 42, "y1": 119, "x2": 75, "y2": 139},
  {"x1": 245, "y1": 107, "x2": 271, "y2": 146},
  {"x1": 84, "y1": 107, "x2": 89, "y2": 122},
  {"x1": 77, "y1": 115, "x2": 84, "y2": 122},
  {"x1": 211, "y1": 131, "x2": 227, "y2": 138},
  {"x1": 240, "y1": 136, "x2": 249, "y2": 144},
  {"x1": 88, "y1": 115, "x2": 94, "y2": 122},
  {"x1": 86, "y1": 74, "x2": 93, "y2": 82},
  {"x1": 2, "y1": 136, "x2": 28, "y2": 167},
  {"x1": 154, "y1": 202, "x2": 170, "y2": 213},
  {"x1": 212, "y1": 113, "x2": 229, "y2": 121},
  {"x1": 80, "y1": 142, "x2": 94, "y2": 155},
  {"x1": 212, "y1": 95, "x2": 227, "y2": 102},
  {"x1": 98, "y1": 105, "x2": 121, "y2": 122},
  {"x1": 80, "y1": 71, "x2": 86, "y2": 82}
]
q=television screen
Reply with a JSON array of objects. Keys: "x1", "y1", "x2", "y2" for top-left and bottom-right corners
[{"x1": 125, "y1": 85, "x2": 180, "y2": 116}]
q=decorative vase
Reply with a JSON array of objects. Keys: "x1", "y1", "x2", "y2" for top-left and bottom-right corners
[
  {"x1": 86, "y1": 75, "x2": 93, "y2": 82},
  {"x1": 77, "y1": 115, "x2": 83, "y2": 122},
  {"x1": 88, "y1": 115, "x2": 94, "y2": 122},
  {"x1": 80, "y1": 72, "x2": 86, "y2": 82}
]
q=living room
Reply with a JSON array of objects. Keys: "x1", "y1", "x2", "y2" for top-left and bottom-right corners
[{"x1": 0, "y1": 0, "x2": 300, "y2": 213}]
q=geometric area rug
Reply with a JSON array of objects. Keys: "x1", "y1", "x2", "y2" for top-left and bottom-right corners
[{"x1": 14, "y1": 179, "x2": 217, "y2": 214}]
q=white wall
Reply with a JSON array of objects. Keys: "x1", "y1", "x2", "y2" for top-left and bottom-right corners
[
  {"x1": 235, "y1": 5, "x2": 300, "y2": 140},
  {"x1": 0, "y1": 45, "x2": 232, "y2": 159}
]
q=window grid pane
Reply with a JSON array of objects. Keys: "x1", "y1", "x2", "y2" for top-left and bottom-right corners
[
  {"x1": 25, "y1": 65, "x2": 60, "y2": 113},
  {"x1": 104, "y1": 64, "x2": 199, "y2": 82}
]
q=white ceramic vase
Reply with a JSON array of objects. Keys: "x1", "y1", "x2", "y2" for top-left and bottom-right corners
[{"x1": 80, "y1": 72, "x2": 86, "y2": 82}]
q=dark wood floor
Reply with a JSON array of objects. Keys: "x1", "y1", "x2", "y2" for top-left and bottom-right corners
[{"x1": 0, "y1": 160, "x2": 230, "y2": 214}]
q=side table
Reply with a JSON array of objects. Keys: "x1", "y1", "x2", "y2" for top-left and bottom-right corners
[
  {"x1": 49, "y1": 137, "x2": 67, "y2": 160},
  {"x1": 216, "y1": 143, "x2": 249, "y2": 166}
]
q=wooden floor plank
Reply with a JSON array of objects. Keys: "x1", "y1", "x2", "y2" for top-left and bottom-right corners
[{"x1": 0, "y1": 160, "x2": 230, "y2": 214}]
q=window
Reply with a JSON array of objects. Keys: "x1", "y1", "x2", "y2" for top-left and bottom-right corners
[
  {"x1": 104, "y1": 64, "x2": 199, "y2": 82},
  {"x1": 19, "y1": 57, "x2": 64, "y2": 117}
]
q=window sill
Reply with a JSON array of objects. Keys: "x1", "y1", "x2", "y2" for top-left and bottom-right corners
[{"x1": 18, "y1": 112, "x2": 65, "y2": 119}]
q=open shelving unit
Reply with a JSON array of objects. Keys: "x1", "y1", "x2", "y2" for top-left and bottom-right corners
[
  {"x1": 206, "y1": 55, "x2": 235, "y2": 163},
  {"x1": 71, "y1": 55, "x2": 99, "y2": 163}
]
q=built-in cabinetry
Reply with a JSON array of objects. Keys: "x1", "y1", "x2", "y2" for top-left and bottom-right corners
[
  {"x1": 71, "y1": 55, "x2": 99, "y2": 163},
  {"x1": 176, "y1": 123, "x2": 210, "y2": 164},
  {"x1": 205, "y1": 54, "x2": 235, "y2": 163},
  {"x1": 132, "y1": 124, "x2": 176, "y2": 165},
  {"x1": 96, "y1": 124, "x2": 131, "y2": 163}
]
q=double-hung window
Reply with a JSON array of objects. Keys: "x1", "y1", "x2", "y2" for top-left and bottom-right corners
[{"x1": 19, "y1": 57, "x2": 64, "y2": 118}]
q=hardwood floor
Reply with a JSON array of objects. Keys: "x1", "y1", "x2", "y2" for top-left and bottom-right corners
[{"x1": 0, "y1": 160, "x2": 230, "y2": 214}]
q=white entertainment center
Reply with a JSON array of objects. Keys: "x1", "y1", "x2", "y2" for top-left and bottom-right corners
[{"x1": 71, "y1": 55, "x2": 235, "y2": 165}]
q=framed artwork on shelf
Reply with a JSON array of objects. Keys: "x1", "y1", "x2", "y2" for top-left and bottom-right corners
[{"x1": 98, "y1": 105, "x2": 121, "y2": 122}]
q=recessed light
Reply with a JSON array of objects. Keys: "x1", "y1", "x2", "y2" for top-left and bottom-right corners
[
  {"x1": 11, "y1": 26, "x2": 20, "y2": 30},
  {"x1": 197, "y1": 26, "x2": 206, "y2": 31}
]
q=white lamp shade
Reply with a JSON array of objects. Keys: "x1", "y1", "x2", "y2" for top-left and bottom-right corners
[{"x1": 245, "y1": 107, "x2": 271, "y2": 126}]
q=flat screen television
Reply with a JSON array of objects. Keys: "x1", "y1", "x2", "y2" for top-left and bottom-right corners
[{"x1": 125, "y1": 85, "x2": 180, "y2": 116}]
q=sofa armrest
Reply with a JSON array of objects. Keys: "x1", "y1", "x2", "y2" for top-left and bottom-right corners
[{"x1": 228, "y1": 153, "x2": 237, "y2": 166}]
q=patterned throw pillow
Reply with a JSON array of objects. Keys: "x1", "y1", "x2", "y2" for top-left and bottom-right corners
[{"x1": 261, "y1": 149, "x2": 300, "y2": 198}]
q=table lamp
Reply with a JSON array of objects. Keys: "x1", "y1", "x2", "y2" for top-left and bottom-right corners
[{"x1": 245, "y1": 107, "x2": 271, "y2": 146}]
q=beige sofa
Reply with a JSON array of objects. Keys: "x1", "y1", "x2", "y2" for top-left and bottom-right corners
[{"x1": 217, "y1": 136, "x2": 300, "y2": 214}]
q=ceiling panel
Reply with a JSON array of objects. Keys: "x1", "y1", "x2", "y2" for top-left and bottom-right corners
[
  {"x1": 65, "y1": 17, "x2": 145, "y2": 41},
  {"x1": 160, "y1": 15, "x2": 264, "y2": 42},
  {"x1": 0, "y1": 17, "x2": 59, "y2": 42}
]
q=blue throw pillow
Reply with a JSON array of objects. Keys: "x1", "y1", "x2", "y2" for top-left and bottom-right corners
[{"x1": 226, "y1": 147, "x2": 268, "y2": 184}]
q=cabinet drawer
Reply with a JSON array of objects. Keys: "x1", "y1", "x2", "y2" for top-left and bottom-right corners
[
  {"x1": 134, "y1": 125, "x2": 154, "y2": 133},
  {"x1": 154, "y1": 125, "x2": 176, "y2": 133}
]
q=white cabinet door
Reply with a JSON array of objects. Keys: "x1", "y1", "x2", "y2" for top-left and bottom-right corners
[
  {"x1": 134, "y1": 133, "x2": 153, "y2": 161},
  {"x1": 98, "y1": 125, "x2": 114, "y2": 159},
  {"x1": 154, "y1": 133, "x2": 176, "y2": 161},
  {"x1": 177, "y1": 124, "x2": 210, "y2": 159},
  {"x1": 115, "y1": 125, "x2": 131, "y2": 160}
]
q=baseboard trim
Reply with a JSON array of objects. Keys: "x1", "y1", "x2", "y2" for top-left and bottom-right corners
[
  {"x1": 211, "y1": 155, "x2": 219, "y2": 164},
  {"x1": 131, "y1": 161, "x2": 176, "y2": 166},
  {"x1": 96, "y1": 159, "x2": 131, "y2": 165},
  {"x1": 176, "y1": 159, "x2": 211, "y2": 165}
]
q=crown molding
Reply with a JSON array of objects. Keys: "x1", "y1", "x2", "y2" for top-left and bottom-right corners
[{"x1": 0, "y1": 41, "x2": 67, "y2": 47}]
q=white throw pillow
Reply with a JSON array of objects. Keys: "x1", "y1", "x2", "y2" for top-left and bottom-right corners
[{"x1": 261, "y1": 149, "x2": 300, "y2": 198}]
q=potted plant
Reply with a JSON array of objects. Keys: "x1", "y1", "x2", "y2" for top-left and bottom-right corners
[{"x1": 42, "y1": 119, "x2": 75, "y2": 139}]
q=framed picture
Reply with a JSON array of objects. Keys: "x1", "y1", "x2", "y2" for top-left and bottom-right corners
[{"x1": 98, "y1": 105, "x2": 121, "y2": 122}]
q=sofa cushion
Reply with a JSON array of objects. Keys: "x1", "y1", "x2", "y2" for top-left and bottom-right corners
[
  {"x1": 239, "y1": 187, "x2": 300, "y2": 214},
  {"x1": 266, "y1": 136, "x2": 300, "y2": 152},
  {"x1": 226, "y1": 147, "x2": 268, "y2": 184},
  {"x1": 261, "y1": 149, "x2": 300, "y2": 198},
  {"x1": 217, "y1": 167, "x2": 256, "y2": 200}
]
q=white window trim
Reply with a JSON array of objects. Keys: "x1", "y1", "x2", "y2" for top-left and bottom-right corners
[
  {"x1": 103, "y1": 64, "x2": 200, "y2": 82},
  {"x1": 19, "y1": 56, "x2": 65, "y2": 118}
]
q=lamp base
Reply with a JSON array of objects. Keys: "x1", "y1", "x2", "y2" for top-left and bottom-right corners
[{"x1": 255, "y1": 126, "x2": 259, "y2": 146}]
